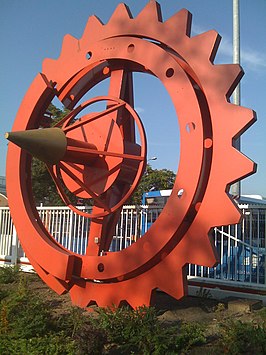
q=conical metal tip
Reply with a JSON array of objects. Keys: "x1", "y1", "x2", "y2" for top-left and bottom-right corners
[{"x1": 6, "y1": 128, "x2": 67, "y2": 165}]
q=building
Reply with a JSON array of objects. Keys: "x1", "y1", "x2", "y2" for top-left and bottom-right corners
[{"x1": 0, "y1": 176, "x2": 6, "y2": 196}]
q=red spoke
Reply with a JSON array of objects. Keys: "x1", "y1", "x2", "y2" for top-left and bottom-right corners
[
  {"x1": 62, "y1": 162, "x2": 85, "y2": 195},
  {"x1": 62, "y1": 102, "x2": 125, "y2": 134},
  {"x1": 66, "y1": 145, "x2": 144, "y2": 161},
  {"x1": 64, "y1": 161, "x2": 84, "y2": 173},
  {"x1": 87, "y1": 163, "x2": 121, "y2": 186},
  {"x1": 72, "y1": 187, "x2": 84, "y2": 195},
  {"x1": 58, "y1": 162, "x2": 111, "y2": 211},
  {"x1": 46, "y1": 164, "x2": 71, "y2": 206},
  {"x1": 63, "y1": 161, "x2": 122, "y2": 195},
  {"x1": 107, "y1": 69, "x2": 135, "y2": 141}
]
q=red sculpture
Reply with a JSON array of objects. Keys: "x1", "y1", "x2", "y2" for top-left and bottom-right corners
[{"x1": 6, "y1": 1, "x2": 256, "y2": 308}]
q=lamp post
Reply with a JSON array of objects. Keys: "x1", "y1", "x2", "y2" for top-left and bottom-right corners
[{"x1": 231, "y1": 0, "x2": 241, "y2": 198}]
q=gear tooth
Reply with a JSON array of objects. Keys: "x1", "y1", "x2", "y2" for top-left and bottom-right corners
[
  {"x1": 136, "y1": 0, "x2": 163, "y2": 23},
  {"x1": 125, "y1": 291, "x2": 153, "y2": 309},
  {"x1": 224, "y1": 194, "x2": 242, "y2": 224},
  {"x1": 64, "y1": 33, "x2": 79, "y2": 47},
  {"x1": 70, "y1": 279, "x2": 154, "y2": 308},
  {"x1": 190, "y1": 30, "x2": 221, "y2": 62},
  {"x1": 215, "y1": 64, "x2": 243, "y2": 98},
  {"x1": 59, "y1": 34, "x2": 80, "y2": 57},
  {"x1": 192, "y1": 190, "x2": 242, "y2": 230},
  {"x1": 165, "y1": 9, "x2": 192, "y2": 37},
  {"x1": 42, "y1": 34, "x2": 79, "y2": 77},
  {"x1": 42, "y1": 58, "x2": 57, "y2": 78},
  {"x1": 95, "y1": 284, "x2": 125, "y2": 308},
  {"x1": 206, "y1": 194, "x2": 241, "y2": 227},
  {"x1": 69, "y1": 286, "x2": 90, "y2": 308},
  {"x1": 70, "y1": 282, "x2": 122, "y2": 308},
  {"x1": 156, "y1": 267, "x2": 187, "y2": 300},
  {"x1": 227, "y1": 149, "x2": 256, "y2": 185},
  {"x1": 181, "y1": 230, "x2": 218, "y2": 268},
  {"x1": 107, "y1": 3, "x2": 133, "y2": 23},
  {"x1": 95, "y1": 297, "x2": 117, "y2": 308},
  {"x1": 104, "y1": 4, "x2": 133, "y2": 38},
  {"x1": 122, "y1": 277, "x2": 155, "y2": 308},
  {"x1": 42, "y1": 33, "x2": 84, "y2": 88},
  {"x1": 152, "y1": 256, "x2": 188, "y2": 300},
  {"x1": 81, "y1": 15, "x2": 103, "y2": 43},
  {"x1": 229, "y1": 106, "x2": 256, "y2": 139}
]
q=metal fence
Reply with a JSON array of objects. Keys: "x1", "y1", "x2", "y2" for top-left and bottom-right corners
[{"x1": 0, "y1": 204, "x2": 265, "y2": 292}]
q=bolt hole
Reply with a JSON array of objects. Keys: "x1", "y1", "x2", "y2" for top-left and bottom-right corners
[
  {"x1": 166, "y1": 68, "x2": 174, "y2": 77},
  {"x1": 186, "y1": 122, "x2": 196, "y2": 133},
  {"x1": 204, "y1": 138, "x2": 213, "y2": 148},
  {"x1": 103, "y1": 66, "x2": 110, "y2": 75},
  {"x1": 98, "y1": 263, "x2": 104, "y2": 272},
  {"x1": 195, "y1": 202, "x2": 201, "y2": 211},
  {"x1": 177, "y1": 188, "x2": 184, "y2": 198},
  {"x1": 127, "y1": 44, "x2": 135, "y2": 53},
  {"x1": 86, "y1": 51, "x2": 92, "y2": 60}
]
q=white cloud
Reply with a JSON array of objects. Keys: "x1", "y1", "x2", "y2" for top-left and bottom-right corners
[
  {"x1": 192, "y1": 24, "x2": 208, "y2": 36},
  {"x1": 135, "y1": 106, "x2": 145, "y2": 114},
  {"x1": 240, "y1": 48, "x2": 266, "y2": 71},
  {"x1": 192, "y1": 24, "x2": 266, "y2": 72},
  {"x1": 219, "y1": 37, "x2": 266, "y2": 71}
]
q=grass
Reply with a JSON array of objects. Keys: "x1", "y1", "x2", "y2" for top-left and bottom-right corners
[{"x1": 0, "y1": 266, "x2": 265, "y2": 354}]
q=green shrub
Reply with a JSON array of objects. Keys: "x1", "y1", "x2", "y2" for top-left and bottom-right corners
[
  {"x1": 0, "y1": 265, "x2": 20, "y2": 284},
  {"x1": 176, "y1": 322, "x2": 206, "y2": 352},
  {"x1": 58, "y1": 306, "x2": 87, "y2": 337},
  {"x1": 90, "y1": 305, "x2": 206, "y2": 354},
  {"x1": 73, "y1": 322, "x2": 107, "y2": 355},
  {"x1": 93, "y1": 305, "x2": 159, "y2": 353},
  {"x1": 0, "y1": 332, "x2": 76, "y2": 355},
  {"x1": 0, "y1": 278, "x2": 76, "y2": 354},
  {"x1": 0, "y1": 289, "x2": 9, "y2": 302},
  {"x1": 0, "y1": 280, "x2": 53, "y2": 339},
  {"x1": 56, "y1": 306, "x2": 107, "y2": 354},
  {"x1": 218, "y1": 319, "x2": 266, "y2": 354}
]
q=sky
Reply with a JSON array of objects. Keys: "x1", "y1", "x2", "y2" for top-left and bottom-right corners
[{"x1": 0, "y1": 0, "x2": 265, "y2": 197}]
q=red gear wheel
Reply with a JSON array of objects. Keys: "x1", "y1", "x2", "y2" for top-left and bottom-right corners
[{"x1": 6, "y1": 1, "x2": 256, "y2": 308}]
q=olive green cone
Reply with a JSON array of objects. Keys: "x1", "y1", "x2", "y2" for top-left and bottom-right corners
[{"x1": 5, "y1": 127, "x2": 67, "y2": 165}]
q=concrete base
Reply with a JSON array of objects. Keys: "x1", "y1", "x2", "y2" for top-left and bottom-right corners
[
  {"x1": 226, "y1": 298, "x2": 263, "y2": 312},
  {"x1": 188, "y1": 285, "x2": 266, "y2": 306}
]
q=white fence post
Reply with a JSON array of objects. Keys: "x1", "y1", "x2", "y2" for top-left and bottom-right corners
[{"x1": 11, "y1": 226, "x2": 18, "y2": 265}]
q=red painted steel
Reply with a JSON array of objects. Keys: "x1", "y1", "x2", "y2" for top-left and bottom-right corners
[{"x1": 6, "y1": 1, "x2": 256, "y2": 308}]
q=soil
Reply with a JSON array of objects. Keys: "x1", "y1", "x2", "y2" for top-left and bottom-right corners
[{"x1": 20, "y1": 272, "x2": 264, "y2": 323}]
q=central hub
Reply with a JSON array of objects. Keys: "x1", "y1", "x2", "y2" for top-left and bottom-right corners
[
  {"x1": 51, "y1": 95, "x2": 147, "y2": 213},
  {"x1": 62, "y1": 112, "x2": 124, "y2": 198}
]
